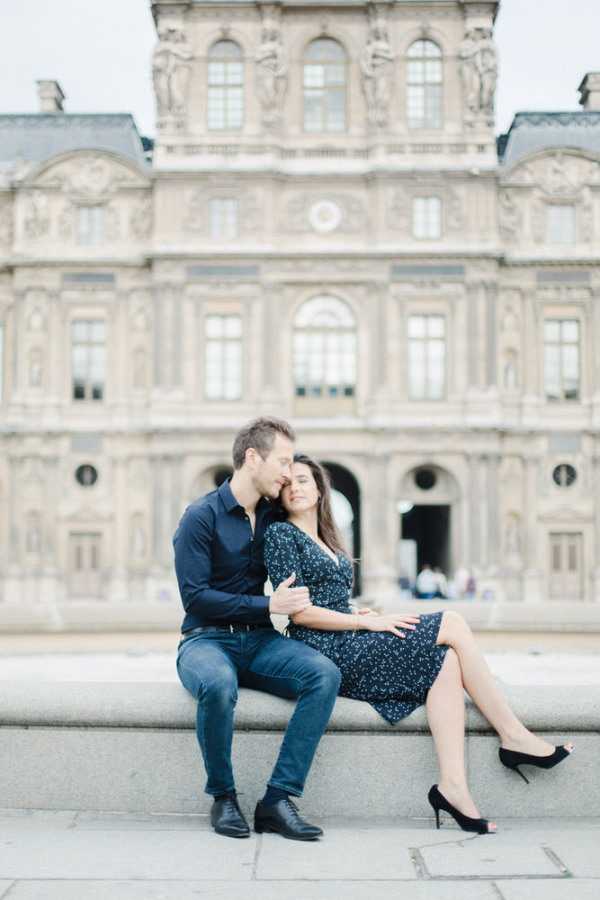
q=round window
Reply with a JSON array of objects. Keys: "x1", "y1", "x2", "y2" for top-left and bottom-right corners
[
  {"x1": 414, "y1": 468, "x2": 436, "y2": 490},
  {"x1": 552, "y1": 464, "x2": 576, "y2": 487},
  {"x1": 75, "y1": 464, "x2": 98, "y2": 487}
]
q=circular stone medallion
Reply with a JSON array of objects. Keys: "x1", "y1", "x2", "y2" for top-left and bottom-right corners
[{"x1": 309, "y1": 200, "x2": 342, "y2": 233}]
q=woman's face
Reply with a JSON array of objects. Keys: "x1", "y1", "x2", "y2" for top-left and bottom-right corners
[{"x1": 281, "y1": 462, "x2": 320, "y2": 516}]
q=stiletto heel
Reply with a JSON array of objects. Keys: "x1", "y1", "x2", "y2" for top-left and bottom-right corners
[
  {"x1": 427, "y1": 785, "x2": 494, "y2": 835},
  {"x1": 498, "y1": 745, "x2": 571, "y2": 783}
]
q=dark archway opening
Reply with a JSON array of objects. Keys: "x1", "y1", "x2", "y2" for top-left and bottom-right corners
[
  {"x1": 214, "y1": 467, "x2": 233, "y2": 487},
  {"x1": 321, "y1": 461, "x2": 361, "y2": 596},
  {"x1": 401, "y1": 504, "x2": 451, "y2": 576}
]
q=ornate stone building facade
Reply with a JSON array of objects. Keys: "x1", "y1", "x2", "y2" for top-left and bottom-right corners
[{"x1": 1, "y1": 0, "x2": 600, "y2": 629}]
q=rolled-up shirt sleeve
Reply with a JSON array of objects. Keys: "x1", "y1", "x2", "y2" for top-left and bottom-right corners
[{"x1": 173, "y1": 506, "x2": 271, "y2": 624}]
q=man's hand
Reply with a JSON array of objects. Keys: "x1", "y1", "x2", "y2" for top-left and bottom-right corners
[{"x1": 269, "y1": 573, "x2": 311, "y2": 616}]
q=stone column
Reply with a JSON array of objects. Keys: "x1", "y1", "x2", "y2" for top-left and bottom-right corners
[
  {"x1": 523, "y1": 294, "x2": 540, "y2": 401},
  {"x1": 487, "y1": 453, "x2": 501, "y2": 568},
  {"x1": 108, "y1": 454, "x2": 128, "y2": 603},
  {"x1": 466, "y1": 283, "x2": 481, "y2": 390},
  {"x1": 522, "y1": 453, "x2": 542, "y2": 602},
  {"x1": 593, "y1": 453, "x2": 600, "y2": 602},
  {"x1": 360, "y1": 454, "x2": 398, "y2": 606},
  {"x1": 468, "y1": 453, "x2": 481, "y2": 570},
  {"x1": 485, "y1": 282, "x2": 498, "y2": 388}
]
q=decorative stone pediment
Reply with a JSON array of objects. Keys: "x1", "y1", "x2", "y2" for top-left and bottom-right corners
[
  {"x1": 30, "y1": 151, "x2": 149, "y2": 198},
  {"x1": 502, "y1": 150, "x2": 600, "y2": 194}
]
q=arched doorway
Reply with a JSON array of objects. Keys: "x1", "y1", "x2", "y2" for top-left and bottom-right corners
[
  {"x1": 397, "y1": 464, "x2": 459, "y2": 589},
  {"x1": 190, "y1": 464, "x2": 233, "y2": 501},
  {"x1": 321, "y1": 461, "x2": 361, "y2": 595}
]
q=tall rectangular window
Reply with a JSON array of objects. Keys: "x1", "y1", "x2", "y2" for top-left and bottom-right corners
[
  {"x1": 413, "y1": 197, "x2": 442, "y2": 239},
  {"x1": 546, "y1": 204, "x2": 576, "y2": 244},
  {"x1": 408, "y1": 314, "x2": 446, "y2": 400},
  {"x1": 77, "y1": 205, "x2": 105, "y2": 246},
  {"x1": 209, "y1": 199, "x2": 238, "y2": 240},
  {"x1": 71, "y1": 320, "x2": 106, "y2": 401},
  {"x1": 205, "y1": 314, "x2": 242, "y2": 400},
  {"x1": 544, "y1": 318, "x2": 580, "y2": 401}
]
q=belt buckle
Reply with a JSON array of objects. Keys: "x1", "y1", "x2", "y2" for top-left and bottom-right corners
[{"x1": 229, "y1": 624, "x2": 234, "y2": 634}]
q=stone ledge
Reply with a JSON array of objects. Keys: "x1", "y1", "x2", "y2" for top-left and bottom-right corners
[
  {"x1": 1, "y1": 681, "x2": 597, "y2": 818},
  {"x1": 1, "y1": 681, "x2": 599, "y2": 732}
]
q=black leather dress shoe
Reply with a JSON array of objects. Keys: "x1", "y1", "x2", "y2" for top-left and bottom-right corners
[
  {"x1": 211, "y1": 796, "x2": 250, "y2": 838},
  {"x1": 254, "y1": 798, "x2": 323, "y2": 841}
]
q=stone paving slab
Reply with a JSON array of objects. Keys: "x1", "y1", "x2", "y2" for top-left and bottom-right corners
[
  {"x1": 418, "y1": 834, "x2": 563, "y2": 879},
  {"x1": 0, "y1": 881, "x2": 506, "y2": 900},
  {"x1": 73, "y1": 811, "x2": 210, "y2": 831},
  {"x1": 499, "y1": 882, "x2": 600, "y2": 900},
  {"x1": 545, "y1": 834, "x2": 600, "y2": 877},
  {"x1": 0, "y1": 830, "x2": 255, "y2": 881},
  {"x1": 255, "y1": 827, "x2": 419, "y2": 880}
]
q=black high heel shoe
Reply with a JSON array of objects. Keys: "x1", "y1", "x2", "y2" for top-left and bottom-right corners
[
  {"x1": 498, "y1": 745, "x2": 572, "y2": 784},
  {"x1": 427, "y1": 785, "x2": 494, "y2": 835}
]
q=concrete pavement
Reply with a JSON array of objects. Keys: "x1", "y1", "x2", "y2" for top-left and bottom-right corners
[{"x1": 0, "y1": 809, "x2": 598, "y2": 899}]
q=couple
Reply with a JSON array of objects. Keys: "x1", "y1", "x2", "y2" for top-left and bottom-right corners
[{"x1": 173, "y1": 417, "x2": 572, "y2": 841}]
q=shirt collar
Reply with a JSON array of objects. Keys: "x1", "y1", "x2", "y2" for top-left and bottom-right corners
[
  {"x1": 218, "y1": 478, "x2": 274, "y2": 517},
  {"x1": 218, "y1": 478, "x2": 242, "y2": 513}
]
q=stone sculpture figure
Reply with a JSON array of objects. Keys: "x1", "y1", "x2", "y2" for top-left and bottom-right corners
[
  {"x1": 498, "y1": 190, "x2": 522, "y2": 240},
  {"x1": 255, "y1": 10, "x2": 288, "y2": 127},
  {"x1": 152, "y1": 26, "x2": 193, "y2": 119},
  {"x1": 24, "y1": 194, "x2": 50, "y2": 239},
  {"x1": 459, "y1": 27, "x2": 498, "y2": 122},
  {"x1": 360, "y1": 5, "x2": 394, "y2": 128}
]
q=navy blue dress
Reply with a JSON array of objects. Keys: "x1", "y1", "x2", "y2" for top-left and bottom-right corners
[{"x1": 264, "y1": 521, "x2": 448, "y2": 725}]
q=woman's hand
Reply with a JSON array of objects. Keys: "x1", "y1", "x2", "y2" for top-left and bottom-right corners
[
  {"x1": 361, "y1": 613, "x2": 421, "y2": 638},
  {"x1": 357, "y1": 607, "x2": 376, "y2": 616}
]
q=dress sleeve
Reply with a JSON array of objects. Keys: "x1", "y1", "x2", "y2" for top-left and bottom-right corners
[{"x1": 264, "y1": 523, "x2": 306, "y2": 592}]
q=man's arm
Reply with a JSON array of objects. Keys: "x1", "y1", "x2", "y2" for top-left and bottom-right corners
[{"x1": 173, "y1": 506, "x2": 270, "y2": 624}]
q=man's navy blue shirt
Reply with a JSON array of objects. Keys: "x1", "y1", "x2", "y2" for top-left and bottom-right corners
[{"x1": 173, "y1": 479, "x2": 278, "y2": 633}]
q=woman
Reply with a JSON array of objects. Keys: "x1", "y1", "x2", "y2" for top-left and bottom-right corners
[{"x1": 264, "y1": 454, "x2": 573, "y2": 835}]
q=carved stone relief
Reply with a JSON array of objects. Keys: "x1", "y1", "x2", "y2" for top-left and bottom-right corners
[
  {"x1": 23, "y1": 194, "x2": 50, "y2": 239},
  {"x1": 28, "y1": 348, "x2": 44, "y2": 388},
  {"x1": 0, "y1": 201, "x2": 13, "y2": 247},
  {"x1": 387, "y1": 184, "x2": 464, "y2": 233},
  {"x1": 459, "y1": 27, "x2": 498, "y2": 125},
  {"x1": 286, "y1": 194, "x2": 367, "y2": 233},
  {"x1": 130, "y1": 196, "x2": 154, "y2": 240},
  {"x1": 360, "y1": 3, "x2": 394, "y2": 128},
  {"x1": 498, "y1": 190, "x2": 522, "y2": 241},
  {"x1": 255, "y1": 4, "x2": 288, "y2": 129},
  {"x1": 153, "y1": 26, "x2": 193, "y2": 127}
]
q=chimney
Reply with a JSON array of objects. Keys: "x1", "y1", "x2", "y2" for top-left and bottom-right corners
[
  {"x1": 578, "y1": 72, "x2": 600, "y2": 111},
  {"x1": 36, "y1": 80, "x2": 66, "y2": 113}
]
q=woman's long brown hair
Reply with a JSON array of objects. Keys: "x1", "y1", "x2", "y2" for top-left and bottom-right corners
[{"x1": 289, "y1": 453, "x2": 350, "y2": 558}]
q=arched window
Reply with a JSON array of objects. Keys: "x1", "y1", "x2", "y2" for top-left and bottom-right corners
[
  {"x1": 303, "y1": 39, "x2": 346, "y2": 133},
  {"x1": 207, "y1": 40, "x2": 244, "y2": 130},
  {"x1": 294, "y1": 296, "x2": 356, "y2": 398},
  {"x1": 407, "y1": 39, "x2": 442, "y2": 129}
]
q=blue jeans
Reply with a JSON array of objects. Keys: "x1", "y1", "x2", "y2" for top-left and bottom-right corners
[{"x1": 176, "y1": 628, "x2": 341, "y2": 798}]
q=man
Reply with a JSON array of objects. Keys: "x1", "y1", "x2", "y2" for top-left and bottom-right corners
[{"x1": 173, "y1": 417, "x2": 341, "y2": 841}]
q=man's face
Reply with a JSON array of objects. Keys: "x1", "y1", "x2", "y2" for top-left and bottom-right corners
[{"x1": 252, "y1": 434, "x2": 294, "y2": 499}]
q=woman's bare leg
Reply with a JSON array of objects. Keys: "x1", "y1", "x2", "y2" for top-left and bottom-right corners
[
  {"x1": 426, "y1": 648, "x2": 496, "y2": 830},
  {"x1": 436, "y1": 611, "x2": 573, "y2": 756}
]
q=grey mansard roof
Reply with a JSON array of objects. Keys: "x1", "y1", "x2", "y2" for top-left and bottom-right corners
[
  {"x1": 498, "y1": 111, "x2": 600, "y2": 168},
  {"x1": 0, "y1": 113, "x2": 149, "y2": 170}
]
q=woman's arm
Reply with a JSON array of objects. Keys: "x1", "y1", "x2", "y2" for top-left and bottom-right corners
[{"x1": 291, "y1": 605, "x2": 422, "y2": 638}]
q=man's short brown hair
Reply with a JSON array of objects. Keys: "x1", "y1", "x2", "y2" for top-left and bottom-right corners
[{"x1": 232, "y1": 417, "x2": 296, "y2": 470}]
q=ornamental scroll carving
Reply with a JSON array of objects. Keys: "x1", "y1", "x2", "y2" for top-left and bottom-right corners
[
  {"x1": 255, "y1": 5, "x2": 288, "y2": 129},
  {"x1": 360, "y1": 3, "x2": 394, "y2": 128}
]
